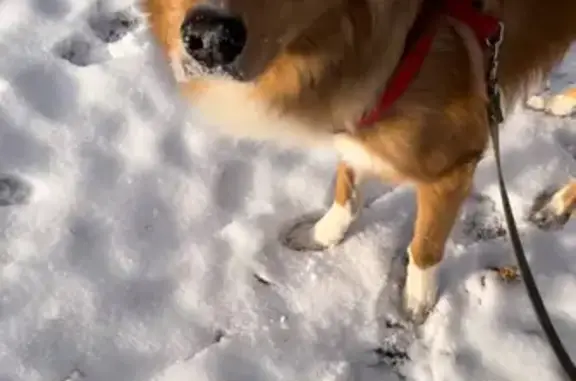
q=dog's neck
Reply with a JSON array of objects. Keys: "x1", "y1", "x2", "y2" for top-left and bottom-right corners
[{"x1": 252, "y1": 0, "x2": 423, "y2": 132}]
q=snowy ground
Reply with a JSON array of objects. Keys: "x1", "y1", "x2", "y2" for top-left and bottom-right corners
[{"x1": 1, "y1": 1, "x2": 576, "y2": 381}]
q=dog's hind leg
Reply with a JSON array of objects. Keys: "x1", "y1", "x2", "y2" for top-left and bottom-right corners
[
  {"x1": 529, "y1": 178, "x2": 576, "y2": 230},
  {"x1": 403, "y1": 161, "x2": 476, "y2": 323},
  {"x1": 282, "y1": 162, "x2": 362, "y2": 251}
]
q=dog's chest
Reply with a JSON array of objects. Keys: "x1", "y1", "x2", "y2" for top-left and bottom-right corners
[{"x1": 333, "y1": 135, "x2": 399, "y2": 179}]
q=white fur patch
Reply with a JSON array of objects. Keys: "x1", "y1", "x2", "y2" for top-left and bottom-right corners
[
  {"x1": 404, "y1": 251, "x2": 439, "y2": 321},
  {"x1": 333, "y1": 135, "x2": 399, "y2": 179},
  {"x1": 550, "y1": 185, "x2": 571, "y2": 215},
  {"x1": 184, "y1": 79, "x2": 332, "y2": 147},
  {"x1": 546, "y1": 94, "x2": 576, "y2": 116},
  {"x1": 526, "y1": 94, "x2": 547, "y2": 110}
]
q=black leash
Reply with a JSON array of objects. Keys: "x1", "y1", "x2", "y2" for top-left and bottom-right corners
[{"x1": 485, "y1": 23, "x2": 576, "y2": 381}]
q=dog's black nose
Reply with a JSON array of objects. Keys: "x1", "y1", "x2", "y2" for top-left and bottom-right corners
[{"x1": 180, "y1": 8, "x2": 247, "y2": 69}]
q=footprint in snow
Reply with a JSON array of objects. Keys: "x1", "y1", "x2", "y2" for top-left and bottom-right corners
[
  {"x1": 88, "y1": 10, "x2": 141, "y2": 44},
  {"x1": 54, "y1": 8, "x2": 142, "y2": 67},
  {"x1": 366, "y1": 248, "x2": 415, "y2": 377},
  {"x1": 0, "y1": 174, "x2": 33, "y2": 206},
  {"x1": 60, "y1": 369, "x2": 85, "y2": 381},
  {"x1": 457, "y1": 193, "x2": 506, "y2": 243},
  {"x1": 554, "y1": 124, "x2": 576, "y2": 159},
  {"x1": 364, "y1": 315, "x2": 414, "y2": 378}
]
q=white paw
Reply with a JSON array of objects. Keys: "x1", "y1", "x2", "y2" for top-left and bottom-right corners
[
  {"x1": 525, "y1": 94, "x2": 547, "y2": 110},
  {"x1": 546, "y1": 94, "x2": 576, "y2": 116},
  {"x1": 528, "y1": 187, "x2": 572, "y2": 231},
  {"x1": 403, "y1": 259, "x2": 439, "y2": 324},
  {"x1": 282, "y1": 202, "x2": 355, "y2": 251}
]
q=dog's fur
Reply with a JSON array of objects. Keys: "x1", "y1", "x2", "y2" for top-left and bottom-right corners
[
  {"x1": 548, "y1": 180, "x2": 576, "y2": 221},
  {"x1": 530, "y1": 179, "x2": 576, "y2": 231},
  {"x1": 142, "y1": 0, "x2": 576, "y2": 322},
  {"x1": 527, "y1": 87, "x2": 576, "y2": 116}
]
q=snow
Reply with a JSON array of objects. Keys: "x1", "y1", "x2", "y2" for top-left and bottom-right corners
[{"x1": 0, "y1": 1, "x2": 575, "y2": 381}]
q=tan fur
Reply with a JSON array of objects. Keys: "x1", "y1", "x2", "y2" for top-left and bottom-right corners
[
  {"x1": 142, "y1": 0, "x2": 576, "y2": 319},
  {"x1": 334, "y1": 162, "x2": 357, "y2": 207},
  {"x1": 564, "y1": 88, "x2": 576, "y2": 99},
  {"x1": 528, "y1": 179, "x2": 576, "y2": 231},
  {"x1": 485, "y1": 0, "x2": 576, "y2": 104},
  {"x1": 410, "y1": 160, "x2": 476, "y2": 268},
  {"x1": 549, "y1": 180, "x2": 576, "y2": 218}
]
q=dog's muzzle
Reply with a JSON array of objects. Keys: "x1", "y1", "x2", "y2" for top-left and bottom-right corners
[{"x1": 180, "y1": 7, "x2": 247, "y2": 75}]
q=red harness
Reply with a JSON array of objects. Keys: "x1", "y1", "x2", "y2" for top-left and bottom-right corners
[{"x1": 358, "y1": 0, "x2": 501, "y2": 127}]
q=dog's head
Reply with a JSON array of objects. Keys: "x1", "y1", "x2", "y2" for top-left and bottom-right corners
[
  {"x1": 179, "y1": 0, "x2": 352, "y2": 81},
  {"x1": 154, "y1": 0, "x2": 417, "y2": 143}
]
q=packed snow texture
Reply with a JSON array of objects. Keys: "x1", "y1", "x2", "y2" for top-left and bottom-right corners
[{"x1": 0, "y1": 1, "x2": 575, "y2": 381}]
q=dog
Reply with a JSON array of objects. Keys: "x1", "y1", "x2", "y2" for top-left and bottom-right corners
[{"x1": 142, "y1": 0, "x2": 576, "y2": 323}]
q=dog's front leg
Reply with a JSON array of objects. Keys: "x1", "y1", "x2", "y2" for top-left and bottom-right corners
[
  {"x1": 282, "y1": 162, "x2": 362, "y2": 251},
  {"x1": 403, "y1": 162, "x2": 475, "y2": 323}
]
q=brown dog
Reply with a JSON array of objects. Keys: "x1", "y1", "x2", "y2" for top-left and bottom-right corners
[{"x1": 142, "y1": 0, "x2": 576, "y2": 323}]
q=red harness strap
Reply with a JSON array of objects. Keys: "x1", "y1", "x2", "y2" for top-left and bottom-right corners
[{"x1": 358, "y1": 0, "x2": 501, "y2": 127}]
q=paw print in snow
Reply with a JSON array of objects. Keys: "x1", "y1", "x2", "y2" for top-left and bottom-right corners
[
  {"x1": 0, "y1": 174, "x2": 33, "y2": 206},
  {"x1": 54, "y1": 8, "x2": 144, "y2": 67},
  {"x1": 88, "y1": 10, "x2": 141, "y2": 44},
  {"x1": 459, "y1": 193, "x2": 506, "y2": 243}
]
